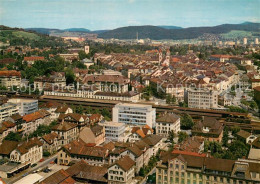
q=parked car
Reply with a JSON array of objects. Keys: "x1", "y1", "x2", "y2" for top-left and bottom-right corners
[
  {"x1": 22, "y1": 173, "x2": 28, "y2": 177},
  {"x1": 50, "y1": 161, "x2": 55, "y2": 164},
  {"x1": 39, "y1": 158, "x2": 45, "y2": 162},
  {"x1": 31, "y1": 163, "x2": 37, "y2": 168}
]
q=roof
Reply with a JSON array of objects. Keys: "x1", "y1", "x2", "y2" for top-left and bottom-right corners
[
  {"x1": 131, "y1": 125, "x2": 153, "y2": 138},
  {"x1": 142, "y1": 134, "x2": 163, "y2": 147},
  {"x1": 172, "y1": 150, "x2": 206, "y2": 157},
  {"x1": 24, "y1": 56, "x2": 45, "y2": 61},
  {"x1": 83, "y1": 75, "x2": 129, "y2": 84},
  {"x1": 111, "y1": 155, "x2": 135, "y2": 172},
  {"x1": 52, "y1": 121, "x2": 77, "y2": 132},
  {"x1": 10, "y1": 113, "x2": 23, "y2": 121},
  {"x1": 0, "y1": 140, "x2": 19, "y2": 155},
  {"x1": 55, "y1": 105, "x2": 70, "y2": 113},
  {"x1": 66, "y1": 160, "x2": 107, "y2": 182},
  {"x1": 0, "y1": 70, "x2": 21, "y2": 77},
  {"x1": 41, "y1": 132, "x2": 59, "y2": 145},
  {"x1": 16, "y1": 138, "x2": 43, "y2": 155},
  {"x1": 13, "y1": 173, "x2": 43, "y2": 184},
  {"x1": 63, "y1": 139, "x2": 108, "y2": 158},
  {"x1": 40, "y1": 169, "x2": 75, "y2": 184},
  {"x1": 23, "y1": 109, "x2": 50, "y2": 123},
  {"x1": 157, "y1": 113, "x2": 180, "y2": 123},
  {"x1": 237, "y1": 130, "x2": 251, "y2": 139},
  {"x1": 248, "y1": 148, "x2": 260, "y2": 160}
]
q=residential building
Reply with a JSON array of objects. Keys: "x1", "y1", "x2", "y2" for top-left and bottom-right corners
[
  {"x1": 112, "y1": 103, "x2": 156, "y2": 128},
  {"x1": 99, "y1": 121, "x2": 126, "y2": 142},
  {"x1": 58, "y1": 113, "x2": 89, "y2": 130},
  {"x1": 192, "y1": 117, "x2": 224, "y2": 142},
  {"x1": 0, "y1": 121, "x2": 17, "y2": 143},
  {"x1": 0, "y1": 103, "x2": 19, "y2": 122},
  {"x1": 108, "y1": 155, "x2": 135, "y2": 184},
  {"x1": 128, "y1": 125, "x2": 153, "y2": 142},
  {"x1": 51, "y1": 121, "x2": 78, "y2": 146},
  {"x1": 10, "y1": 138, "x2": 43, "y2": 164},
  {"x1": 57, "y1": 139, "x2": 109, "y2": 166},
  {"x1": 21, "y1": 109, "x2": 51, "y2": 135},
  {"x1": 82, "y1": 75, "x2": 130, "y2": 93},
  {"x1": 40, "y1": 132, "x2": 60, "y2": 154},
  {"x1": 7, "y1": 98, "x2": 38, "y2": 116},
  {"x1": 0, "y1": 140, "x2": 19, "y2": 159},
  {"x1": 156, "y1": 113, "x2": 180, "y2": 137},
  {"x1": 187, "y1": 88, "x2": 218, "y2": 109},
  {"x1": 23, "y1": 56, "x2": 45, "y2": 65},
  {"x1": 0, "y1": 70, "x2": 21, "y2": 89},
  {"x1": 156, "y1": 152, "x2": 260, "y2": 184},
  {"x1": 251, "y1": 78, "x2": 260, "y2": 89},
  {"x1": 34, "y1": 72, "x2": 66, "y2": 91},
  {"x1": 79, "y1": 125, "x2": 105, "y2": 145}
]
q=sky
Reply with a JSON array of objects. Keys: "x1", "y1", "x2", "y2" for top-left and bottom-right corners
[{"x1": 0, "y1": 0, "x2": 259, "y2": 30}]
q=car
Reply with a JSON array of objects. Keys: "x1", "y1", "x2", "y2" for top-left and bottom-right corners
[
  {"x1": 31, "y1": 163, "x2": 37, "y2": 168},
  {"x1": 22, "y1": 173, "x2": 28, "y2": 177},
  {"x1": 49, "y1": 161, "x2": 54, "y2": 164},
  {"x1": 39, "y1": 158, "x2": 45, "y2": 162}
]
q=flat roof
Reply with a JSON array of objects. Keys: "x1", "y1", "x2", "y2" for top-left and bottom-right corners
[
  {"x1": 13, "y1": 173, "x2": 43, "y2": 184},
  {"x1": 116, "y1": 103, "x2": 153, "y2": 108},
  {"x1": 100, "y1": 121, "x2": 125, "y2": 127},
  {"x1": 0, "y1": 162, "x2": 20, "y2": 172}
]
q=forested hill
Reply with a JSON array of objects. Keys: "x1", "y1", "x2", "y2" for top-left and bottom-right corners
[{"x1": 98, "y1": 22, "x2": 260, "y2": 40}]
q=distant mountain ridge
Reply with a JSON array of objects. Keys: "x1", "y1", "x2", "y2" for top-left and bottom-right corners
[
  {"x1": 99, "y1": 22, "x2": 260, "y2": 40},
  {"x1": 158, "y1": 25, "x2": 182, "y2": 29},
  {"x1": 23, "y1": 22, "x2": 260, "y2": 40}
]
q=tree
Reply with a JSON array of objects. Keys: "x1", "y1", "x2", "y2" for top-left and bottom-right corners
[
  {"x1": 166, "y1": 94, "x2": 176, "y2": 104},
  {"x1": 167, "y1": 130, "x2": 176, "y2": 151},
  {"x1": 222, "y1": 127, "x2": 229, "y2": 147},
  {"x1": 178, "y1": 131, "x2": 188, "y2": 143},
  {"x1": 75, "y1": 105, "x2": 84, "y2": 114},
  {"x1": 4, "y1": 132, "x2": 22, "y2": 142},
  {"x1": 180, "y1": 113, "x2": 194, "y2": 130}
]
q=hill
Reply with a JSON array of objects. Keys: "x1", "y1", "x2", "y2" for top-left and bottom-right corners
[
  {"x1": 63, "y1": 28, "x2": 91, "y2": 32},
  {"x1": 99, "y1": 22, "x2": 260, "y2": 40},
  {"x1": 158, "y1": 25, "x2": 182, "y2": 29},
  {"x1": 0, "y1": 26, "x2": 66, "y2": 48}
]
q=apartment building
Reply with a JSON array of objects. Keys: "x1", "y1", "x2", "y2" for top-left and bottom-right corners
[
  {"x1": 0, "y1": 102, "x2": 19, "y2": 122},
  {"x1": 112, "y1": 103, "x2": 156, "y2": 128},
  {"x1": 99, "y1": 121, "x2": 126, "y2": 142},
  {"x1": 187, "y1": 88, "x2": 218, "y2": 109},
  {"x1": 34, "y1": 72, "x2": 66, "y2": 91},
  {"x1": 82, "y1": 75, "x2": 130, "y2": 93},
  {"x1": 156, "y1": 152, "x2": 260, "y2": 184},
  {"x1": 10, "y1": 138, "x2": 43, "y2": 164},
  {"x1": 51, "y1": 121, "x2": 78, "y2": 146},
  {"x1": 40, "y1": 132, "x2": 61, "y2": 154},
  {"x1": 156, "y1": 113, "x2": 180, "y2": 137},
  {"x1": 108, "y1": 155, "x2": 135, "y2": 184},
  {"x1": 22, "y1": 109, "x2": 51, "y2": 135},
  {"x1": 0, "y1": 121, "x2": 17, "y2": 143},
  {"x1": 8, "y1": 98, "x2": 38, "y2": 116},
  {"x1": 0, "y1": 70, "x2": 21, "y2": 89}
]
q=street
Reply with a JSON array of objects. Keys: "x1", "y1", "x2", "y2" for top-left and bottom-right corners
[{"x1": 5, "y1": 154, "x2": 57, "y2": 184}]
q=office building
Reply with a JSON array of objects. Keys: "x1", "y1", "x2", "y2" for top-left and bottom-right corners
[
  {"x1": 112, "y1": 103, "x2": 156, "y2": 127},
  {"x1": 8, "y1": 98, "x2": 38, "y2": 116}
]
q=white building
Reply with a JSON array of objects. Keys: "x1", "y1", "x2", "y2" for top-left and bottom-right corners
[
  {"x1": 0, "y1": 103, "x2": 19, "y2": 122},
  {"x1": 156, "y1": 113, "x2": 180, "y2": 136},
  {"x1": 10, "y1": 138, "x2": 43, "y2": 164},
  {"x1": 112, "y1": 103, "x2": 156, "y2": 128},
  {"x1": 7, "y1": 98, "x2": 38, "y2": 116},
  {"x1": 187, "y1": 88, "x2": 218, "y2": 109},
  {"x1": 99, "y1": 121, "x2": 126, "y2": 142}
]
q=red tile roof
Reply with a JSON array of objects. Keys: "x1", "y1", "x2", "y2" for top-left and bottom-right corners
[
  {"x1": 24, "y1": 56, "x2": 45, "y2": 61},
  {"x1": 0, "y1": 70, "x2": 21, "y2": 77}
]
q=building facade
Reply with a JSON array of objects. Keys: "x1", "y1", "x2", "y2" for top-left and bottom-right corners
[
  {"x1": 99, "y1": 121, "x2": 126, "y2": 142},
  {"x1": 112, "y1": 103, "x2": 156, "y2": 128},
  {"x1": 187, "y1": 88, "x2": 218, "y2": 109},
  {"x1": 7, "y1": 98, "x2": 38, "y2": 116}
]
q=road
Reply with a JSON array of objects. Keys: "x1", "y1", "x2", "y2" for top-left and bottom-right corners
[
  {"x1": 5, "y1": 154, "x2": 57, "y2": 184},
  {"x1": 140, "y1": 167, "x2": 156, "y2": 184}
]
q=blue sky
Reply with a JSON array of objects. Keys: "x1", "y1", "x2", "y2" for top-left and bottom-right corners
[{"x1": 0, "y1": 0, "x2": 259, "y2": 30}]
